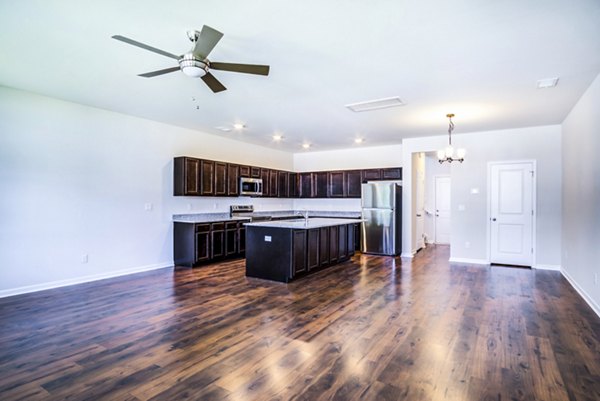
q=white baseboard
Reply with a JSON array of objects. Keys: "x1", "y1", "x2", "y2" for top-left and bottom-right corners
[
  {"x1": 561, "y1": 268, "x2": 600, "y2": 318},
  {"x1": 400, "y1": 252, "x2": 414, "y2": 258},
  {"x1": 448, "y1": 257, "x2": 490, "y2": 266},
  {"x1": 534, "y1": 264, "x2": 561, "y2": 271},
  {"x1": 0, "y1": 262, "x2": 173, "y2": 299}
]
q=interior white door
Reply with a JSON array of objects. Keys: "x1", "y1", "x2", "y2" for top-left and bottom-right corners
[
  {"x1": 434, "y1": 176, "x2": 451, "y2": 244},
  {"x1": 490, "y1": 162, "x2": 534, "y2": 266}
]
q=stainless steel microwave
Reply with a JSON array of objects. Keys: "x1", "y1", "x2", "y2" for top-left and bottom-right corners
[{"x1": 239, "y1": 177, "x2": 263, "y2": 196}]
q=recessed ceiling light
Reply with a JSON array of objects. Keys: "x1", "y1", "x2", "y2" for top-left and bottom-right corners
[
  {"x1": 536, "y1": 77, "x2": 559, "y2": 88},
  {"x1": 215, "y1": 126, "x2": 232, "y2": 132},
  {"x1": 233, "y1": 123, "x2": 245, "y2": 130},
  {"x1": 354, "y1": 138, "x2": 364, "y2": 144},
  {"x1": 273, "y1": 134, "x2": 283, "y2": 141},
  {"x1": 302, "y1": 143, "x2": 311, "y2": 149},
  {"x1": 345, "y1": 96, "x2": 405, "y2": 112}
]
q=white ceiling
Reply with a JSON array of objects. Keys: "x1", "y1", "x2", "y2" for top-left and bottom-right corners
[{"x1": 1, "y1": 0, "x2": 599, "y2": 152}]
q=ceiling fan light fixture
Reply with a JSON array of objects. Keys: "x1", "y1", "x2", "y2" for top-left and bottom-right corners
[{"x1": 178, "y1": 54, "x2": 208, "y2": 77}]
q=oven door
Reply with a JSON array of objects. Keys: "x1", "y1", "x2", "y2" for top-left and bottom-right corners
[{"x1": 240, "y1": 178, "x2": 263, "y2": 196}]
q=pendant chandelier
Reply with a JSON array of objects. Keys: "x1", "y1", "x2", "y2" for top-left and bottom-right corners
[{"x1": 437, "y1": 113, "x2": 466, "y2": 163}]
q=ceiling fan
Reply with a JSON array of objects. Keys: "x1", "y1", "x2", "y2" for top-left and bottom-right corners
[{"x1": 112, "y1": 25, "x2": 270, "y2": 93}]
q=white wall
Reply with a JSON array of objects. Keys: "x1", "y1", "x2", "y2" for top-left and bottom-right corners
[
  {"x1": 561, "y1": 73, "x2": 600, "y2": 315},
  {"x1": 292, "y1": 144, "x2": 403, "y2": 211},
  {"x1": 0, "y1": 86, "x2": 294, "y2": 295},
  {"x1": 402, "y1": 125, "x2": 562, "y2": 267}
]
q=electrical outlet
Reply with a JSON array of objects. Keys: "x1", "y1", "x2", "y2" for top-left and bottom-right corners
[
  {"x1": 187, "y1": 203, "x2": 193, "y2": 211},
  {"x1": 465, "y1": 241, "x2": 471, "y2": 249},
  {"x1": 144, "y1": 203, "x2": 153, "y2": 211},
  {"x1": 214, "y1": 202, "x2": 219, "y2": 210},
  {"x1": 81, "y1": 254, "x2": 88, "y2": 264}
]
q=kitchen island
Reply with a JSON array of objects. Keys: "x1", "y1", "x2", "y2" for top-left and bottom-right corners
[{"x1": 245, "y1": 218, "x2": 361, "y2": 282}]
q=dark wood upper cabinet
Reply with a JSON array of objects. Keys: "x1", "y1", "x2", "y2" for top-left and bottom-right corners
[
  {"x1": 314, "y1": 172, "x2": 328, "y2": 198},
  {"x1": 269, "y1": 169, "x2": 278, "y2": 197},
  {"x1": 251, "y1": 167, "x2": 261, "y2": 178},
  {"x1": 214, "y1": 162, "x2": 227, "y2": 196},
  {"x1": 382, "y1": 167, "x2": 402, "y2": 180},
  {"x1": 200, "y1": 159, "x2": 215, "y2": 196},
  {"x1": 239, "y1": 165, "x2": 251, "y2": 178},
  {"x1": 278, "y1": 171, "x2": 289, "y2": 198},
  {"x1": 299, "y1": 172, "x2": 313, "y2": 198},
  {"x1": 361, "y1": 169, "x2": 382, "y2": 182},
  {"x1": 174, "y1": 156, "x2": 400, "y2": 198},
  {"x1": 328, "y1": 171, "x2": 345, "y2": 198},
  {"x1": 288, "y1": 173, "x2": 298, "y2": 198},
  {"x1": 174, "y1": 157, "x2": 200, "y2": 196},
  {"x1": 345, "y1": 170, "x2": 362, "y2": 198},
  {"x1": 227, "y1": 164, "x2": 239, "y2": 196},
  {"x1": 260, "y1": 168, "x2": 270, "y2": 197}
]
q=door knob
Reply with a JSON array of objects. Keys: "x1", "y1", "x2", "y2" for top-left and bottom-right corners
[
  {"x1": 436, "y1": 214, "x2": 439, "y2": 217},
  {"x1": 492, "y1": 218, "x2": 497, "y2": 221},
  {"x1": 416, "y1": 213, "x2": 422, "y2": 217}
]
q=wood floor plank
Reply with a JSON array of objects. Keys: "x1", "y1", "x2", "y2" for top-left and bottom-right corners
[{"x1": 1, "y1": 245, "x2": 599, "y2": 400}]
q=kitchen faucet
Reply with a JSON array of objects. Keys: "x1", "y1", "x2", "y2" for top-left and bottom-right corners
[{"x1": 296, "y1": 210, "x2": 309, "y2": 225}]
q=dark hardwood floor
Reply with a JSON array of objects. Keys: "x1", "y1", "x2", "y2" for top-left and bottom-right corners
[{"x1": 0, "y1": 245, "x2": 599, "y2": 401}]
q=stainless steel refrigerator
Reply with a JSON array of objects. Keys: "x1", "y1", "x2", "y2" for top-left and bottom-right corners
[{"x1": 361, "y1": 181, "x2": 402, "y2": 255}]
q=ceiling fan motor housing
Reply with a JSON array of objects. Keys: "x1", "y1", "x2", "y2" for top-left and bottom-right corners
[{"x1": 178, "y1": 54, "x2": 209, "y2": 77}]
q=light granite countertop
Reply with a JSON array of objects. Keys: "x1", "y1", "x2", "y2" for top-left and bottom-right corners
[
  {"x1": 244, "y1": 218, "x2": 362, "y2": 229},
  {"x1": 173, "y1": 210, "x2": 361, "y2": 223}
]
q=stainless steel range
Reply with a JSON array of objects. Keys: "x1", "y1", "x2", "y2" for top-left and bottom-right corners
[{"x1": 230, "y1": 205, "x2": 272, "y2": 222}]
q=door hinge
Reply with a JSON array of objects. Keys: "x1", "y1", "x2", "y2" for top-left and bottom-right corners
[
  {"x1": 531, "y1": 210, "x2": 534, "y2": 216},
  {"x1": 530, "y1": 170, "x2": 534, "y2": 178},
  {"x1": 531, "y1": 248, "x2": 534, "y2": 253}
]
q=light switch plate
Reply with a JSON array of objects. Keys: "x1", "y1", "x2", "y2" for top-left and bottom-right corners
[
  {"x1": 264, "y1": 236, "x2": 272, "y2": 242},
  {"x1": 458, "y1": 204, "x2": 466, "y2": 211}
]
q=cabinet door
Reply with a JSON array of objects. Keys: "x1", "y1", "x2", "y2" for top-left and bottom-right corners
[
  {"x1": 328, "y1": 171, "x2": 345, "y2": 198},
  {"x1": 329, "y1": 225, "x2": 339, "y2": 263},
  {"x1": 214, "y1": 162, "x2": 227, "y2": 196},
  {"x1": 227, "y1": 164, "x2": 240, "y2": 196},
  {"x1": 345, "y1": 170, "x2": 362, "y2": 198},
  {"x1": 225, "y1": 229, "x2": 237, "y2": 256},
  {"x1": 314, "y1": 172, "x2": 328, "y2": 198},
  {"x1": 173, "y1": 157, "x2": 200, "y2": 196},
  {"x1": 288, "y1": 173, "x2": 298, "y2": 198},
  {"x1": 211, "y1": 223, "x2": 225, "y2": 259},
  {"x1": 238, "y1": 226, "x2": 246, "y2": 254},
  {"x1": 362, "y1": 169, "x2": 382, "y2": 181},
  {"x1": 278, "y1": 171, "x2": 289, "y2": 198},
  {"x1": 292, "y1": 230, "x2": 307, "y2": 277},
  {"x1": 319, "y1": 227, "x2": 329, "y2": 266},
  {"x1": 299, "y1": 173, "x2": 313, "y2": 198},
  {"x1": 239, "y1": 165, "x2": 251, "y2": 178},
  {"x1": 307, "y1": 228, "x2": 320, "y2": 271},
  {"x1": 338, "y1": 224, "x2": 347, "y2": 260},
  {"x1": 382, "y1": 168, "x2": 402, "y2": 180},
  {"x1": 251, "y1": 167, "x2": 261, "y2": 178},
  {"x1": 269, "y1": 170, "x2": 278, "y2": 197},
  {"x1": 200, "y1": 160, "x2": 215, "y2": 195},
  {"x1": 195, "y1": 231, "x2": 211, "y2": 263},
  {"x1": 261, "y1": 168, "x2": 270, "y2": 197},
  {"x1": 348, "y1": 223, "x2": 356, "y2": 256},
  {"x1": 354, "y1": 223, "x2": 361, "y2": 251}
]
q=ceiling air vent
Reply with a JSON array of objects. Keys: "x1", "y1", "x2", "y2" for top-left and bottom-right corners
[{"x1": 345, "y1": 96, "x2": 405, "y2": 112}]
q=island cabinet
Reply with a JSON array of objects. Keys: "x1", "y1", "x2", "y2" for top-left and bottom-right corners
[
  {"x1": 174, "y1": 221, "x2": 247, "y2": 267},
  {"x1": 245, "y1": 219, "x2": 359, "y2": 282}
]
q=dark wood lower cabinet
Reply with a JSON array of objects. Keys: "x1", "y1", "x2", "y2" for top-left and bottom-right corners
[
  {"x1": 174, "y1": 221, "x2": 246, "y2": 267},
  {"x1": 292, "y1": 230, "x2": 307, "y2": 276},
  {"x1": 307, "y1": 229, "x2": 320, "y2": 271},
  {"x1": 338, "y1": 224, "x2": 347, "y2": 260},
  {"x1": 319, "y1": 227, "x2": 330, "y2": 267},
  {"x1": 329, "y1": 225, "x2": 339, "y2": 263}
]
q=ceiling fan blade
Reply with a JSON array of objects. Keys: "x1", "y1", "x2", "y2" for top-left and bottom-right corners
[
  {"x1": 193, "y1": 25, "x2": 224, "y2": 59},
  {"x1": 201, "y1": 72, "x2": 227, "y2": 93},
  {"x1": 138, "y1": 66, "x2": 181, "y2": 78},
  {"x1": 112, "y1": 35, "x2": 179, "y2": 60},
  {"x1": 210, "y1": 62, "x2": 270, "y2": 76}
]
